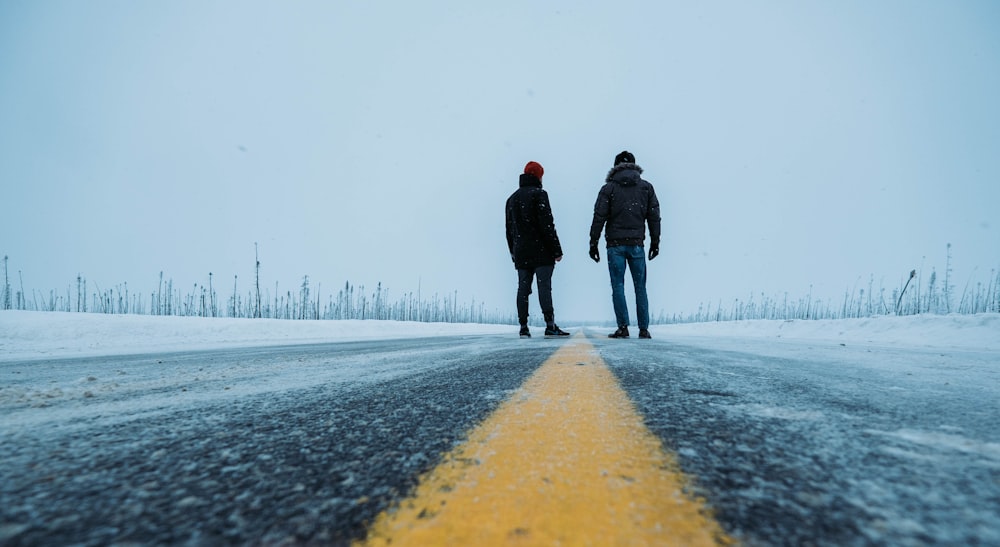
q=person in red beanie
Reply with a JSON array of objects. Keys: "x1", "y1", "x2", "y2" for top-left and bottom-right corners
[{"x1": 505, "y1": 161, "x2": 570, "y2": 338}]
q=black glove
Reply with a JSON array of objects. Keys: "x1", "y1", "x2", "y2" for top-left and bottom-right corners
[
  {"x1": 648, "y1": 242, "x2": 659, "y2": 260},
  {"x1": 589, "y1": 244, "x2": 600, "y2": 263}
]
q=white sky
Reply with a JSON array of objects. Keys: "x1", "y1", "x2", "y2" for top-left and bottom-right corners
[{"x1": 2, "y1": 1, "x2": 998, "y2": 322}]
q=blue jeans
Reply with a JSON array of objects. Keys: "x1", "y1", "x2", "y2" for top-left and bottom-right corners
[{"x1": 607, "y1": 246, "x2": 649, "y2": 330}]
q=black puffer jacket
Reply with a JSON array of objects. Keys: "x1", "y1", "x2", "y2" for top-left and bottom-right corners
[
  {"x1": 589, "y1": 163, "x2": 661, "y2": 247},
  {"x1": 506, "y1": 174, "x2": 563, "y2": 269}
]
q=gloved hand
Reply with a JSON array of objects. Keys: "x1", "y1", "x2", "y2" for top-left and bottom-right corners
[
  {"x1": 648, "y1": 242, "x2": 659, "y2": 260},
  {"x1": 589, "y1": 244, "x2": 600, "y2": 263}
]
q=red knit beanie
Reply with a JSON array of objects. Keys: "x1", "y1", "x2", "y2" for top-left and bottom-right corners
[{"x1": 523, "y1": 161, "x2": 544, "y2": 179}]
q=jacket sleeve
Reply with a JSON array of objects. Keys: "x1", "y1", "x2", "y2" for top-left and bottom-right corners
[
  {"x1": 535, "y1": 190, "x2": 563, "y2": 258},
  {"x1": 589, "y1": 184, "x2": 611, "y2": 246},
  {"x1": 505, "y1": 197, "x2": 515, "y2": 257},
  {"x1": 647, "y1": 184, "x2": 662, "y2": 244}
]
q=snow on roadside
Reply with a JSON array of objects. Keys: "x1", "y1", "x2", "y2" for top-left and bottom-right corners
[
  {"x1": 1, "y1": 310, "x2": 998, "y2": 363},
  {"x1": 0, "y1": 310, "x2": 512, "y2": 362},
  {"x1": 652, "y1": 313, "x2": 1000, "y2": 352}
]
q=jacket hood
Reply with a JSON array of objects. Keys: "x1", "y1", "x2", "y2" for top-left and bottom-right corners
[
  {"x1": 605, "y1": 163, "x2": 644, "y2": 185},
  {"x1": 519, "y1": 173, "x2": 543, "y2": 188}
]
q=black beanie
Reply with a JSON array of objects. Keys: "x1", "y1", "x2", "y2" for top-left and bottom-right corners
[{"x1": 614, "y1": 150, "x2": 635, "y2": 165}]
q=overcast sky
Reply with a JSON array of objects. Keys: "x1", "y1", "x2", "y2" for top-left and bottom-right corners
[{"x1": 2, "y1": 1, "x2": 998, "y2": 323}]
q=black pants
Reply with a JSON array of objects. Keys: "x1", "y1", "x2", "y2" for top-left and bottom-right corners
[{"x1": 517, "y1": 265, "x2": 554, "y2": 327}]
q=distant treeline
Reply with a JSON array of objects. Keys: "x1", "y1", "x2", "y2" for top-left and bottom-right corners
[
  {"x1": 1, "y1": 249, "x2": 516, "y2": 324},
  {"x1": 3, "y1": 244, "x2": 998, "y2": 324},
  {"x1": 665, "y1": 244, "x2": 999, "y2": 323},
  {"x1": 2, "y1": 269, "x2": 514, "y2": 325}
]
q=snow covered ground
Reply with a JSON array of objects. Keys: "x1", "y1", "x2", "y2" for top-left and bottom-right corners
[
  {"x1": 657, "y1": 311, "x2": 1000, "y2": 353},
  {"x1": 1, "y1": 310, "x2": 998, "y2": 362},
  {"x1": 0, "y1": 311, "x2": 513, "y2": 362}
]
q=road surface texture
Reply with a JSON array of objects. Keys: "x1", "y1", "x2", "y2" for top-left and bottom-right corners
[{"x1": 2, "y1": 331, "x2": 998, "y2": 545}]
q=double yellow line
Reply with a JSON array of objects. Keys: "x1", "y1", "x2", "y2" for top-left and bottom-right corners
[{"x1": 357, "y1": 333, "x2": 733, "y2": 546}]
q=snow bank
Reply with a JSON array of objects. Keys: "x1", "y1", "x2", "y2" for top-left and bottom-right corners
[
  {"x1": 652, "y1": 313, "x2": 1000, "y2": 351},
  {"x1": 2, "y1": 311, "x2": 998, "y2": 362},
  {"x1": 0, "y1": 311, "x2": 512, "y2": 362}
]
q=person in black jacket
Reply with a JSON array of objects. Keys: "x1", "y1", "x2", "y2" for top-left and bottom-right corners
[
  {"x1": 589, "y1": 151, "x2": 661, "y2": 339},
  {"x1": 506, "y1": 161, "x2": 570, "y2": 338}
]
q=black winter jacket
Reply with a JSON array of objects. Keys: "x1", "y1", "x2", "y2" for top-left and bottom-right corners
[
  {"x1": 590, "y1": 163, "x2": 661, "y2": 248},
  {"x1": 506, "y1": 174, "x2": 563, "y2": 269}
]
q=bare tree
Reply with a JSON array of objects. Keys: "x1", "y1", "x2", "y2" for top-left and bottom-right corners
[
  {"x1": 944, "y1": 243, "x2": 953, "y2": 313},
  {"x1": 254, "y1": 243, "x2": 262, "y2": 319},
  {"x1": 2, "y1": 255, "x2": 10, "y2": 310}
]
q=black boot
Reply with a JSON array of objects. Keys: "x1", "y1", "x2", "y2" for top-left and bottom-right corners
[
  {"x1": 609, "y1": 326, "x2": 630, "y2": 339},
  {"x1": 639, "y1": 329, "x2": 651, "y2": 339},
  {"x1": 544, "y1": 324, "x2": 570, "y2": 337},
  {"x1": 519, "y1": 326, "x2": 531, "y2": 338}
]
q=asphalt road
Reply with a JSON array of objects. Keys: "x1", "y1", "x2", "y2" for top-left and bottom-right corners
[
  {"x1": 595, "y1": 334, "x2": 1000, "y2": 546},
  {"x1": 1, "y1": 332, "x2": 998, "y2": 545}
]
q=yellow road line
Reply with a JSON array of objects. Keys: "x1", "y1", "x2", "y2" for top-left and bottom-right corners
[{"x1": 357, "y1": 333, "x2": 733, "y2": 546}]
